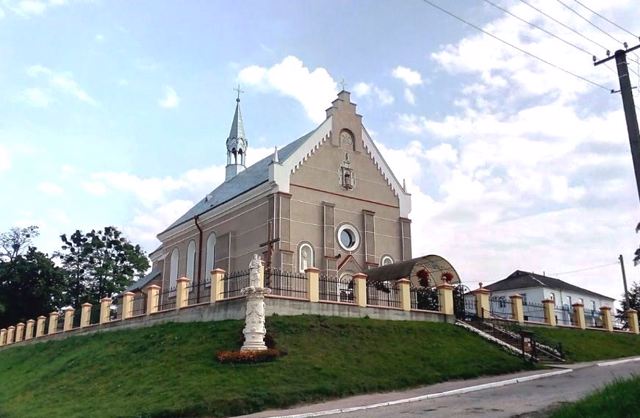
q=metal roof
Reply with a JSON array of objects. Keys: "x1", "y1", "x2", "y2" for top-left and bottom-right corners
[
  {"x1": 485, "y1": 270, "x2": 614, "y2": 301},
  {"x1": 365, "y1": 254, "x2": 461, "y2": 287},
  {"x1": 125, "y1": 269, "x2": 161, "y2": 292}
]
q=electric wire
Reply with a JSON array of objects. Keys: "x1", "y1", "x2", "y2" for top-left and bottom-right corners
[
  {"x1": 553, "y1": 262, "x2": 618, "y2": 276},
  {"x1": 555, "y1": 0, "x2": 624, "y2": 46},
  {"x1": 419, "y1": 0, "x2": 612, "y2": 92},
  {"x1": 572, "y1": 0, "x2": 639, "y2": 39}
]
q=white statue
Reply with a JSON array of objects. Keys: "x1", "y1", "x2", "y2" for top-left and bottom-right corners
[{"x1": 241, "y1": 254, "x2": 271, "y2": 351}]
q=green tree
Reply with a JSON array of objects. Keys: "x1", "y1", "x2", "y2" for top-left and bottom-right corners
[{"x1": 0, "y1": 225, "x2": 39, "y2": 262}]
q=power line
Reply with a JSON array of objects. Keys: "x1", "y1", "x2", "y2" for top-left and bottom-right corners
[
  {"x1": 572, "y1": 0, "x2": 639, "y2": 39},
  {"x1": 553, "y1": 262, "x2": 618, "y2": 276},
  {"x1": 555, "y1": 0, "x2": 624, "y2": 46},
  {"x1": 418, "y1": 0, "x2": 612, "y2": 92}
]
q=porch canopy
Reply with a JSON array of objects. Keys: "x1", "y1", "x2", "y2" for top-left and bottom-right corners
[{"x1": 365, "y1": 254, "x2": 461, "y2": 288}]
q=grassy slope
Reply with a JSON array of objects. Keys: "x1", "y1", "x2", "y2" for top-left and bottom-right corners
[
  {"x1": 550, "y1": 375, "x2": 640, "y2": 418},
  {"x1": 0, "y1": 315, "x2": 532, "y2": 418},
  {"x1": 524, "y1": 326, "x2": 640, "y2": 362}
]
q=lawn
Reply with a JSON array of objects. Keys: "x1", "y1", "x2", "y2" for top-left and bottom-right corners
[
  {"x1": 523, "y1": 325, "x2": 640, "y2": 362},
  {"x1": 0, "y1": 315, "x2": 533, "y2": 418},
  {"x1": 550, "y1": 375, "x2": 640, "y2": 418}
]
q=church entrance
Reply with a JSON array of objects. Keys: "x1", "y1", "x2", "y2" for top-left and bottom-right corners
[{"x1": 453, "y1": 284, "x2": 471, "y2": 320}]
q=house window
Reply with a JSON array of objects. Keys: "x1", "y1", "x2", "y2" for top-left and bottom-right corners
[
  {"x1": 565, "y1": 296, "x2": 572, "y2": 308},
  {"x1": 550, "y1": 293, "x2": 556, "y2": 305},
  {"x1": 521, "y1": 293, "x2": 527, "y2": 305},
  {"x1": 205, "y1": 233, "x2": 216, "y2": 284},
  {"x1": 381, "y1": 255, "x2": 394, "y2": 266},
  {"x1": 591, "y1": 300, "x2": 596, "y2": 313},
  {"x1": 337, "y1": 224, "x2": 360, "y2": 252},
  {"x1": 299, "y1": 243, "x2": 314, "y2": 273},
  {"x1": 186, "y1": 241, "x2": 196, "y2": 282},
  {"x1": 169, "y1": 248, "x2": 179, "y2": 290}
]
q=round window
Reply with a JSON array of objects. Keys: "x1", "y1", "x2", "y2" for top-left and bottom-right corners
[{"x1": 337, "y1": 224, "x2": 360, "y2": 251}]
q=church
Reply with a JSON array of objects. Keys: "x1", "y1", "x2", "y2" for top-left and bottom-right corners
[{"x1": 136, "y1": 90, "x2": 457, "y2": 305}]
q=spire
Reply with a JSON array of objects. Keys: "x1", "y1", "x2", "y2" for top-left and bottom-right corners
[
  {"x1": 272, "y1": 146, "x2": 279, "y2": 164},
  {"x1": 225, "y1": 87, "x2": 248, "y2": 181}
]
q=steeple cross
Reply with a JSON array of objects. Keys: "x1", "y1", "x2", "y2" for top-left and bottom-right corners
[
  {"x1": 339, "y1": 78, "x2": 347, "y2": 91},
  {"x1": 234, "y1": 84, "x2": 244, "y2": 102}
]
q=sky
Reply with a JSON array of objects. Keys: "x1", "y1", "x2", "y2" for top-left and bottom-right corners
[{"x1": 1, "y1": 0, "x2": 640, "y2": 304}]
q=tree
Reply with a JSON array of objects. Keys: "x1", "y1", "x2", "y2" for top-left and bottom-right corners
[
  {"x1": 57, "y1": 226, "x2": 150, "y2": 305},
  {"x1": 0, "y1": 226, "x2": 39, "y2": 262},
  {"x1": 616, "y1": 282, "x2": 640, "y2": 326}
]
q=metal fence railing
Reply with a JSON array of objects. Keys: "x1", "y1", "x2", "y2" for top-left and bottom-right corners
[
  {"x1": 555, "y1": 306, "x2": 575, "y2": 326},
  {"x1": 267, "y1": 268, "x2": 308, "y2": 299},
  {"x1": 221, "y1": 270, "x2": 250, "y2": 299},
  {"x1": 586, "y1": 309, "x2": 603, "y2": 328},
  {"x1": 410, "y1": 286, "x2": 439, "y2": 311},
  {"x1": 490, "y1": 296, "x2": 514, "y2": 320},
  {"x1": 367, "y1": 281, "x2": 401, "y2": 308},
  {"x1": 523, "y1": 301, "x2": 546, "y2": 323},
  {"x1": 186, "y1": 282, "x2": 200, "y2": 305},
  {"x1": 157, "y1": 288, "x2": 176, "y2": 311},
  {"x1": 131, "y1": 293, "x2": 147, "y2": 316},
  {"x1": 319, "y1": 274, "x2": 355, "y2": 303}
]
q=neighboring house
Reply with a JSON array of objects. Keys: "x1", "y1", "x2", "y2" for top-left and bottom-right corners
[
  {"x1": 485, "y1": 270, "x2": 615, "y2": 326},
  {"x1": 139, "y1": 90, "x2": 414, "y2": 306}
]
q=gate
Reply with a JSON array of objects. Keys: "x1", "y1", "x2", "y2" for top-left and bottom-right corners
[{"x1": 453, "y1": 284, "x2": 472, "y2": 320}]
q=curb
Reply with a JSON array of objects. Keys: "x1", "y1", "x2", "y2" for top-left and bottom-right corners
[
  {"x1": 271, "y1": 369, "x2": 573, "y2": 418},
  {"x1": 597, "y1": 356, "x2": 640, "y2": 367}
]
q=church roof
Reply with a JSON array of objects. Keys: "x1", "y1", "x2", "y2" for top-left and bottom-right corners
[
  {"x1": 125, "y1": 269, "x2": 161, "y2": 292},
  {"x1": 162, "y1": 126, "x2": 319, "y2": 233},
  {"x1": 228, "y1": 100, "x2": 246, "y2": 143},
  {"x1": 485, "y1": 270, "x2": 614, "y2": 300}
]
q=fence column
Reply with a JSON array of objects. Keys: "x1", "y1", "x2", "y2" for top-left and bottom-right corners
[
  {"x1": 397, "y1": 278, "x2": 411, "y2": 311},
  {"x1": 146, "y1": 285, "x2": 160, "y2": 314},
  {"x1": 572, "y1": 303, "x2": 586, "y2": 329},
  {"x1": 626, "y1": 309, "x2": 639, "y2": 334},
  {"x1": 25, "y1": 319, "x2": 35, "y2": 340},
  {"x1": 437, "y1": 283, "x2": 454, "y2": 316},
  {"x1": 210, "y1": 269, "x2": 225, "y2": 303},
  {"x1": 100, "y1": 297, "x2": 112, "y2": 324},
  {"x1": 600, "y1": 306, "x2": 613, "y2": 332},
  {"x1": 353, "y1": 273, "x2": 368, "y2": 308},
  {"x1": 80, "y1": 303, "x2": 92, "y2": 327},
  {"x1": 7, "y1": 326, "x2": 15, "y2": 344},
  {"x1": 472, "y1": 285, "x2": 490, "y2": 319},
  {"x1": 176, "y1": 277, "x2": 190, "y2": 309},
  {"x1": 48, "y1": 312, "x2": 59, "y2": 335},
  {"x1": 510, "y1": 294, "x2": 524, "y2": 324},
  {"x1": 0, "y1": 329, "x2": 6, "y2": 346},
  {"x1": 15, "y1": 323, "x2": 24, "y2": 343},
  {"x1": 36, "y1": 316, "x2": 46, "y2": 337},
  {"x1": 122, "y1": 291, "x2": 135, "y2": 319},
  {"x1": 305, "y1": 267, "x2": 320, "y2": 302},
  {"x1": 63, "y1": 308, "x2": 75, "y2": 331},
  {"x1": 542, "y1": 299, "x2": 556, "y2": 326}
]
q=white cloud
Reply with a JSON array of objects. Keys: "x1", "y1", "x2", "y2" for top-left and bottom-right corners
[
  {"x1": 0, "y1": 145, "x2": 10, "y2": 173},
  {"x1": 158, "y1": 86, "x2": 180, "y2": 109},
  {"x1": 26, "y1": 65, "x2": 97, "y2": 106},
  {"x1": 20, "y1": 87, "x2": 52, "y2": 107},
  {"x1": 392, "y1": 66, "x2": 423, "y2": 86},
  {"x1": 3, "y1": 0, "x2": 83, "y2": 17},
  {"x1": 238, "y1": 56, "x2": 337, "y2": 123},
  {"x1": 37, "y1": 181, "x2": 64, "y2": 196},
  {"x1": 351, "y1": 81, "x2": 394, "y2": 106},
  {"x1": 95, "y1": 34, "x2": 104, "y2": 42},
  {"x1": 404, "y1": 88, "x2": 415, "y2": 105},
  {"x1": 352, "y1": 82, "x2": 371, "y2": 97}
]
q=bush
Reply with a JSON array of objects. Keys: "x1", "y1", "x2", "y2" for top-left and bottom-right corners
[{"x1": 216, "y1": 349, "x2": 281, "y2": 364}]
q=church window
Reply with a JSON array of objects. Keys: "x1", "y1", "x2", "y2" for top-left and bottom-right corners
[
  {"x1": 186, "y1": 241, "x2": 196, "y2": 282},
  {"x1": 205, "y1": 233, "x2": 216, "y2": 285},
  {"x1": 381, "y1": 255, "x2": 394, "y2": 266},
  {"x1": 337, "y1": 224, "x2": 360, "y2": 252},
  {"x1": 298, "y1": 243, "x2": 314, "y2": 273},
  {"x1": 169, "y1": 248, "x2": 179, "y2": 291}
]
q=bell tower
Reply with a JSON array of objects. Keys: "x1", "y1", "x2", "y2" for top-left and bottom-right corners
[{"x1": 225, "y1": 87, "x2": 248, "y2": 181}]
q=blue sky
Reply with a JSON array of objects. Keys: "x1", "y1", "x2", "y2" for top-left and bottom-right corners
[{"x1": 2, "y1": 0, "x2": 640, "y2": 302}]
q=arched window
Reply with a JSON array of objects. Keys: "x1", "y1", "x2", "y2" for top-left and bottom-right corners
[
  {"x1": 169, "y1": 248, "x2": 179, "y2": 290},
  {"x1": 299, "y1": 243, "x2": 314, "y2": 272},
  {"x1": 205, "y1": 233, "x2": 216, "y2": 283},
  {"x1": 186, "y1": 241, "x2": 196, "y2": 282},
  {"x1": 338, "y1": 273, "x2": 354, "y2": 302},
  {"x1": 381, "y1": 255, "x2": 394, "y2": 266}
]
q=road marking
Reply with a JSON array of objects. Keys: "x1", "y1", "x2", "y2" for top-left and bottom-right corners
[
  {"x1": 597, "y1": 356, "x2": 640, "y2": 367},
  {"x1": 270, "y1": 369, "x2": 573, "y2": 418}
]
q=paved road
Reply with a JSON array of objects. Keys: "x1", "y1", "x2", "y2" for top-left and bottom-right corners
[{"x1": 241, "y1": 358, "x2": 640, "y2": 418}]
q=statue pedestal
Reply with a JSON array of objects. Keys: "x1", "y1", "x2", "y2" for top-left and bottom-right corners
[{"x1": 240, "y1": 286, "x2": 271, "y2": 351}]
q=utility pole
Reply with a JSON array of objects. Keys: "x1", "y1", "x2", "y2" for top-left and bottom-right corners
[
  {"x1": 594, "y1": 44, "x2": 640, "y2": 203},
  {"x1": 619, "y1": 254, "x2": 630, "y2": 308}
]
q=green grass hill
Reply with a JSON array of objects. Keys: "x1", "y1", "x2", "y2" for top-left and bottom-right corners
[{"x1": 0, "y1": 316, "x2": 533, "y2": 418}]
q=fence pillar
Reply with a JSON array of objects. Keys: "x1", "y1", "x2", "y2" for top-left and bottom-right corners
[
  {"x1": 146, "y1": 285, "x2": 160, "y2": 314},
  {"x1": 210, "y1": 269, "x2": 225, "y2": 303},
  {"x1": 600, "y1": 306, "x2": 613, "y2": 332},
  {"x1": 100, "y1": 297, "x2": 112, "y2": 324},
  {"x1": 626, "y1": 309, "x2": 639, "y2": 334},
  {"x1": 397, "y1": 278, "x2": 411, "y2": 311},
  {"x1": 48, "y1": 312, "x2": 59, "y2": 335},
  {"x1": 122, "y1": 291, "x2": 135, "y2": 319},
  {"x1": 353, "y1": 273, "x2": 368, "y2": 308},
  {"x1": 80, "y1": 303, "x2": 92, "y2": 328},
  {"x1": 572, "y1": 303, "x2": 586, "y2": 329},
  {"x1": 176, "y1": 277, "x2": 190, "y2": 309},
  {"x1": 63, "y1": 308, "x2": 75, "y2": 331},
  {"x1": 15, "y1": 323, "x2": 25, "y2": 343},
  {"x1": 437, "y1": 283, "x2": 454, "y2": 316},
  {"x1": 25, "y1": 319, "x2": 35, "y2": 340},
  {"x1": 542, "y1": 299, "x2": 556, "y2": 327},
  {"x1": 472, "y1": 286, "x2": 491, "y2": 319},
  {"x1": 36, "y1": 316, "x2": 46, "y2": 337},
  {"x1": 7, "y1": 326, "x2": 15, "y2": 344},
  {"x1": 0, "y1": 329, "x2": 6, "y2": 346},
  {"x1": 305, "y1": 267, "x2": 320, "y2": 302},
  {"x1": 509, "y1": 294, "x2": 524, "y2": 324}
]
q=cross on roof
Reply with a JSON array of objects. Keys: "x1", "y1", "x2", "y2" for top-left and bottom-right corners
[
  {"x1": 339, "y1": 78, "x2": 347, "y2": 91},
  {"x1": 234, "y1": 85, "x2": 244, "y2": 102}
]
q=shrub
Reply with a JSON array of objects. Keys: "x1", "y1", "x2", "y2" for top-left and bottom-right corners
[{"x1": 216, "y1": 349, "x2": 281, "y2": 364}]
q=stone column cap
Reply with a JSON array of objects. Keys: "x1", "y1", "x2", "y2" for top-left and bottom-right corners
[
  {"x1": 353, "y1": 272, "x2": 368, "y2": 279},
  {"x1": 625, "y1": 308, "x2": 638, "y2": 313},
  {"x1": 82, "y1": 302, "x2": 93, "y2": 307},
  {"x1": 100, "y1": 297, "x2": 112, "y2": 302},
  {"x1": 0, "y1": 328, "x2": 5, "y2": 332},
  {"x1": 396, "y1": 278, "x2": 411, "y2": 284},
  {"x1": 176, "y1": 277, "x2": 190, "y2": 283},
  {"x1": 64, "y1": 307, "x2": 75, "y2": 312},
  {"x1": 211, "y1": 268, "x2": 226, "y2": 274},
  {"x1": 541, "y1": 299, "x2": 555, "y2": 304},
  {"x1": 571, "y1": 303, "x2": 584, "y2": 307},
  {"x1": 304, "y1": 267, "x2": 321, "y2": 273},
  {"x1": 49, "y1": 311, "x2": 59, "y2": 316},
  {"x1": 26, "y1": 319, "x2": 35, "y2": 323},
  {"x1": 472, "y1": 287, "x2": 490, "y2": 294},
  {"x1": 600, "y1": 306, "x2": 612, "y2": 311},
  {"x1": 16, "y1": 322, "x2": 25, "y2": 326},
  {"x1": 123, "y1": 291, "x2": 135, "y2": 296},
  {"x1": 147, "y1": 284, "x2": 161, "y2": 290},
  {"x1": 509, "y1": 294, "x2": 523, "y2": 299},
  {"x1": 436, "y1": 283, "x2": 454, "y2": 290},
  {"x1": 37, "y1": 315, "x2": 47, "y2": 320},
  {"x1": 7, "y1": 326, "x2": 15, "y2": 329}
]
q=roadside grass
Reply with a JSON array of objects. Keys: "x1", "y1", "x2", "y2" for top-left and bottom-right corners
[
  {"x1": 0, "y1": 315, "x2": 533, "y2": 418},
  {"x1": 549, "y1": 374, "x2": 640, "y2": 418},
  {"x1": 523, "y1": 326, "x2": 640, "y2": 362}
]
